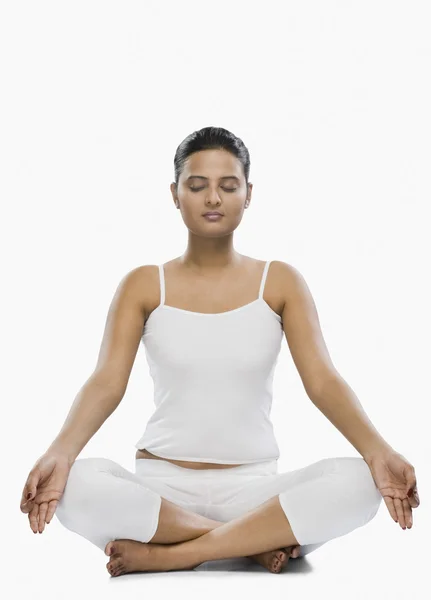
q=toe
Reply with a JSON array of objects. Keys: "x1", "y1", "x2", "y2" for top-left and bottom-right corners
[
  {"x1": 273, "y1": 550, "x2": 290, "y2": 573},
  {"x1": 111, "y1": 561, "x2": 124, "y2": 577},
  {"x1": 105, "y1": 541, "x2": 116, "y2": 556},
  {"x1": 108, "y1": 557, "x2": 122, "y2": 571},
  {"x1": 273, "y1": 558, "x2": 281, "y2": 573}
]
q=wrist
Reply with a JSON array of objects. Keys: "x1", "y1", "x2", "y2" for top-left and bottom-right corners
[
  {"x1": 363, "y1": 442, "x2": 395, "y2": 465},
  {"x1": 46, "y1": 442, "x2": 77, "y2": 465}
]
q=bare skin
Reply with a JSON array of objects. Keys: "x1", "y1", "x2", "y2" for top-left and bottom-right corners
[
  {"x1": 105, "y1": 540, "x2": 301, "y2": 577},
  {"x1": 104, "y1": 496, "x2": 302, "y2": 576}
]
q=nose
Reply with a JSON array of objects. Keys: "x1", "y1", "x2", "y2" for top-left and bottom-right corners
[{"x1": 204, "y1": 187, "x2": 222, "y2": 205}]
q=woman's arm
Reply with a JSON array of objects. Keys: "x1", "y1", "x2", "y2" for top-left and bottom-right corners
[
  {"x1": 278, "y1": 261, "x2": 394, "y2": 462},
  {"x1": 47, "y1": 374, "x2": 126, "y2": 462},
  {"x1": 47, "y1": 266, "x2": 149, "y2": 462}
]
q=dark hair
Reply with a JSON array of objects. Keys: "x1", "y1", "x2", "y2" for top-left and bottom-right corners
[{"x1": 173, "y1": 126, "x2": 251, "y2": 188}]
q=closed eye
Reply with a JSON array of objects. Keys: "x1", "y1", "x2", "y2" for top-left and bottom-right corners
[{"x1": 190, "y1": 187, "x2": 237, "y2": 193}]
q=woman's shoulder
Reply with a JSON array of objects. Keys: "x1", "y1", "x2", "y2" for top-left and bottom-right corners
[{"x1": 121, "y1": 264, "x2": 161, "y2": 320}]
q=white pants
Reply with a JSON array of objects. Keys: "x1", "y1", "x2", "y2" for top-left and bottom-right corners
[{"x1": 55, "y1": 455, "x2": 382, "y2": 556}]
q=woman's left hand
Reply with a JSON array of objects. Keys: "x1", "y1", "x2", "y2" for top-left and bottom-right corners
[{"x1": 366, "y1": 450, "x2": 420, "y2": 530}]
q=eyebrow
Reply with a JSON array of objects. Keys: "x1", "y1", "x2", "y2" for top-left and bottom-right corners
[{"x1": 186, "y1": 175, "x2": 240, "y2": 182}]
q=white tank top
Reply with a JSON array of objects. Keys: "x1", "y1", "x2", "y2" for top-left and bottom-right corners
[{"x1": 134, "y1": 260, "x2": 284, "y2": 464}]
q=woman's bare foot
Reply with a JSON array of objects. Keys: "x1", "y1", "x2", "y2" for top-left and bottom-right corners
[
  {"x1": 105, "y1": 539, "x2": 172, "y2": 576},
  {"x1": 105, "y1": 539, "x2": 302, "y2": 577},
  {"x1": 249, "y1": 545, "x2": 301, "y2": 573}
]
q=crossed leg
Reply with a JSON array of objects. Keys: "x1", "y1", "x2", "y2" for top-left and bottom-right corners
[
  {"x1": 55, "y1": 456, "x2": 381, "y2": 577},
  {"x1": 105, "y1": 494, "x2": 302, "y2": 575},
  {"x1": 105, "y1": 457, "x2": 382, "y2": 576},
  {"x1": 55, "y1": 457, "x2": 301, "y2": 575}
]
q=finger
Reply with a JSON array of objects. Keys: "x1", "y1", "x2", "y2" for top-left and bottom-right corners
[
  {"x1": 407, "y1": 487, "x2": 420, "y2": 508},
  {"x1": 20, "y1": 497, "x2": 34, "y2": 514},
  {"x1": 393, "y1": 497, "x2": 406, "y2": 529},
  {"x1": 45, "y1": 500, "x2": 59, "y2": 524},
  {"x1": 383, "y1": 496, "x2": 398, "y2": 522},
  {"x1": 20, "y1": 489, "x2": 36, "y2": 512},
  {"x1": 21, "y1": 471, "x2": 40, "y2": 507},
  {"x1": 405, "y1": 469, "x2": 418, "y2": 501},
  {"x1": 403, "y1": 499, "x2": 413, "y2": 529},
  {"x1": 21, "y1": 491, "x2": 43, "y2": 514},
  {"x1": 28, "y1": 503, "x2": 39, "y2": 534},
  {"x1": 20, "y1": 486, "x2": 31, "y2": 508},
  {"x1": 38, "y1": 502, "x2": 49, "y2": 533}
]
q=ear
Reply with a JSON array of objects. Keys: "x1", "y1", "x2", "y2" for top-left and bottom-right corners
[
  {"x1": 246, "y1": 182, "x2": 253, "y2": 206},
  {"x1": 170, "y1": 182, "x2": 179, "y2": 208}
]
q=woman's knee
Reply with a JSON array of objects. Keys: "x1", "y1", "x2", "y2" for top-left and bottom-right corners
[
  {"x1": 54, "y1": 457, "x2": 162, "y2": 547},
  {"x1": 306, "y1": 456, "x2": 382, "y2": 526},
  {"x1": 55, "y1": 457, "x2": 121, "y2": 523},
  {"x1": 335, "y1": 456, "x2": 382, "y2": 520}
]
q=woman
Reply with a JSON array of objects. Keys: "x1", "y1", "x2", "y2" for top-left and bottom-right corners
[{"x1": 20, "y1": 126, "x2": 420, "y2": 577}]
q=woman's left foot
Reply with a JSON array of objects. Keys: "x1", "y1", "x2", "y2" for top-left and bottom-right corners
[
  {"x1": 249, "y1": 545, "x2": 301, "y2": 573},
  {"x1": 105, "y1": 539, "x2": 301, "y2": 577}
]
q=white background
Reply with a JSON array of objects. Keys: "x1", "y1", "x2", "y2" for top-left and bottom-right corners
[{"x1": 2, "y1": 1, "x2": 429, "y2": 598}]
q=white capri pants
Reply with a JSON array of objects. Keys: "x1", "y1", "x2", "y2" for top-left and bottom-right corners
[{"x1": 55, "y1": 455, "x2": 382, "y2": 557}]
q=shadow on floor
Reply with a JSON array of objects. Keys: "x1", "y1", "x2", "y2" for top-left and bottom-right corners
[{"x1": 194, "y1": 555, "x2": 313, "y2": 574}]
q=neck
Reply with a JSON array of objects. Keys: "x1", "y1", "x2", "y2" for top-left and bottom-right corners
[{"x1": 179, "y1": 236, "x2": 243, "y2": 272}]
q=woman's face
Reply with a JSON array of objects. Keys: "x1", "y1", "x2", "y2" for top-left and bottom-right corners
[{"x1": 170, "y1": 149, "x2": 252, "y2": 237}]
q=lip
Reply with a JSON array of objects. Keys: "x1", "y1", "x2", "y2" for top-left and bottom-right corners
[{"x1": 203, "y1": 212, "x2": 223, "y2": 216}]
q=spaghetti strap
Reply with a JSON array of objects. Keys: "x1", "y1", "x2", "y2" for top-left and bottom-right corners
[
  {"x1": 258, "y1": 260, "x2": 271, "y2": 299},
  {"x1": 158, "y1": 264, "x2": 165, "y2": 306}
]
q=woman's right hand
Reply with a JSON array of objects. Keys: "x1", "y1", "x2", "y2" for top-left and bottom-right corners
[{"x1": 20, "y1": 452, "x2": 74, "y2": 534}]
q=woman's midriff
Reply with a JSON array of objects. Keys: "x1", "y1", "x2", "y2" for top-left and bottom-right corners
[{"x1": 135, "y1": 448, "x2": 245, "y2": 470}]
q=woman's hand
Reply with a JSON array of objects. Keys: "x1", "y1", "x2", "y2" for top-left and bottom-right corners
[
  {"x1": 365, "y1": 450, "x2": 420, "y2": 530},
  {"x1": 20, "y1": 452, "x2": 74, "y2": 534}
]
